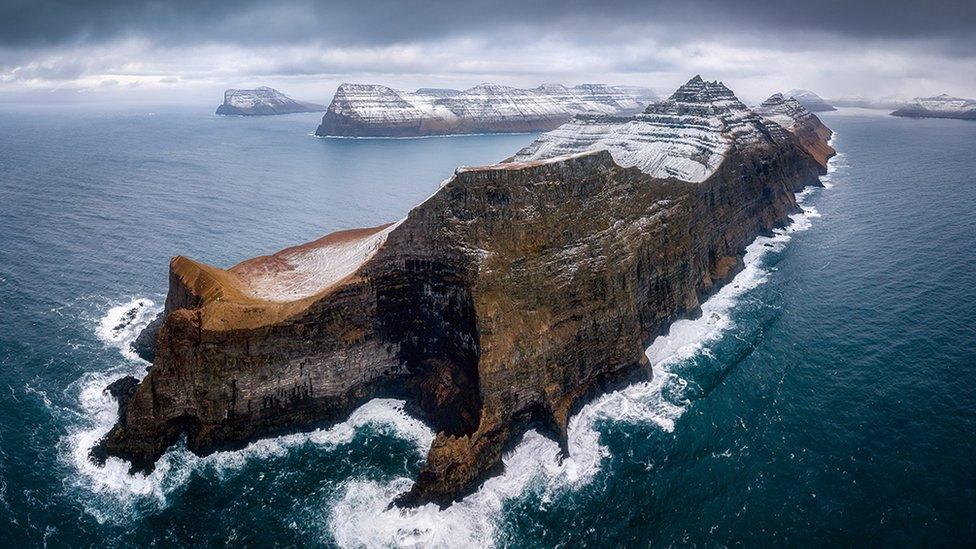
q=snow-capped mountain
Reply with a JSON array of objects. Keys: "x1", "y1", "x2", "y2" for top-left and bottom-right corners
[
  {"x1": 784, "y1": 89, "x2": 836, "y2": 112},
  {"x1": 216, "y1": 87, "x2": 327, "y2": 116},
  {"x1": 891, "y1": 94, "x2": 976, "y2": 120},
  {"x1": 512, "y1": 76, "x2": 797, "y2": 183},
  {"x1": 315, "y1": 83, "x2": 658, "y2": 137}
]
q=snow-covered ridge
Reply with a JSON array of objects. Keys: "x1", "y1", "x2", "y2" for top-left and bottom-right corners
[
  {"x1": 512, "y1": 75, "x2": 791, "y2": 183},
  {"x1": 316, "y1": 82, "x2": 658, "y2": 137},
  {"x1": 891, "y1": 94, "x2": 976, "y2": 120},
  {"x1": 753, "y1": 92, "x2": 817, "y2": 132},
  {"x1": 784, "y1": 89, "x2": 836, "y2": 112},
  {"x1": 216, "y1": 87, "x2": 326, "y2": 116}
]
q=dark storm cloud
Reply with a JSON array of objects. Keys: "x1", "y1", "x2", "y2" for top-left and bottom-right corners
[{"x1": 2, "y1": 0, "x2": 974, "y2": 49}]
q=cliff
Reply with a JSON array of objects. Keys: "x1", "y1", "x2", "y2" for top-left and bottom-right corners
[
  {"x1": 96, "y1": 76, "x2": 832, "y2": 508},
  {"x1": 891, "y1": 94, "x2": 976, "y2": 120},
  {"x1": 754, "y1": 93, "x2": 835, "y2": 168},
  {"x1": 785, "y1": 89, "x2": 836, "y2": 112},
  {"x1": 315, "y1": 82, "x2": 657, "y2": 137},
  {"x1": 216, "y1": 87, "x2": 327, "y2": 116}
]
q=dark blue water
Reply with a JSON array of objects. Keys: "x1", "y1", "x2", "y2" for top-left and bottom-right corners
[{"x1": 1, "y1": 105, "x2": 974, "y2": 546}]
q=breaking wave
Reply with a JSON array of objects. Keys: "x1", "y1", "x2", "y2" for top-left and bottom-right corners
[
  {"x1": 69, "y1": 150, "x2": 836, "y2": 543},
  {"x1": 66, "y1": 298, "x2": 433, "y2": 525},
  {"x1": 94, "y1": 298, "x2": 160, "y2": 360}
]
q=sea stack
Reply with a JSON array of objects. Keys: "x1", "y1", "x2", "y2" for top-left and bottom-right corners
[
  {"x1": 314, "y1": 82, "x2": 657, "y2": 137},
  {"x1": 891, "y1": 95, "x2": 976, "y2": 120},
  {"x1": 95, "y1": 76, "x2": 834, "y2": 508},
  {"x1": 215, "y1": 87, "x2": 327, "y2": 116}
]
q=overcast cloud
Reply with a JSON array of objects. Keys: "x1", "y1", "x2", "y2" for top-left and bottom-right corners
[{"x1": 1, "y1": 0, "x2": 973, "y2": 104}]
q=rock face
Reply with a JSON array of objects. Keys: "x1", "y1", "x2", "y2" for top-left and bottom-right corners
[
  {"x1": 785, "y1": 89, "x2": 836, "y2": 112},
  {"x1": 315, "y1": 83, "x2": 657, "y2": 137},
  {"x1": 754, "y1": 93, "x2": 835, "y2": 167},
  {"x1": 513, "y1": 76, "x2": 831, "y2": 182},
  {"x1": 891, "y1": 94, "x2": 976, "y2": 120},
  {"x1": 97, "y1": 76, "x2": 832, "y2": 508},
  {"x1": 215, "y1": 87, "x2": 327, "y2": 116}
]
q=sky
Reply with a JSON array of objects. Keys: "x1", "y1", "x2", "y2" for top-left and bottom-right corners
[{"x1": 1, "y1": 0, "x2": 974, "y2": 105}]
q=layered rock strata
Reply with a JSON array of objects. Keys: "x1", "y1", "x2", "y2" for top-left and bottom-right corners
[
  {"x1": 754, "y1": 93, "x2": 835, "y2": 167},
  {"x1": 315, "y1": 83, "x2": 657, "y2": 137},
  {"x1": 96, "y1": 76, "x2": 833, "y2": 507},
  {"x1": 891, "y1": 94, "x2": 976, "y2": 120},
  {"x1": 216, "y1": 87, "x2": 326, "y2": 116}
]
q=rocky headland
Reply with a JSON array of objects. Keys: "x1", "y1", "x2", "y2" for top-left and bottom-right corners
[
  {"x1": 216, "y1": 87, "x2": 327, "y2": 116},
  {"x1": 315, "y1": 82, "x2": 658, "y2": 137},
  {"x1": 94, "y1": 76, "x2": 834, "y2": 508},
  {"x1": 754, "y1": 93, "x2": 836, "y2": 167},
  {"x1": 891, "y1": 94, "x2": 976, "y2": 120}
]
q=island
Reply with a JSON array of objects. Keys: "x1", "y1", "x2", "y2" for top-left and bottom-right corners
[
  {"x1": 891, "y1": 94, "x2": 976, "y2": 120},
  {"x1": 215, "y1": 87, "x2": 327, "y2": 116},
  {"x1": 314, "y1": 82, "x2": 658, "y2": 137},
  {"x1": 94, "y1": 76, "x2": 834, "y2": 508}
]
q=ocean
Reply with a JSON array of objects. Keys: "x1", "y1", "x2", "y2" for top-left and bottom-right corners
[{"x1": 0, "y1": 104, "x2": 974, "y2": 546}]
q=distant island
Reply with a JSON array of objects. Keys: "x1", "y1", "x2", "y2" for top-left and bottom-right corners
[
  {"x1": 215, "y1": 87, "x2": 327, "y2": 116},
  {"x1": 891, "y1": 94, "x2": 976, "y2": 120},
  {"x1": 785, "y1": 89, "x2": 836, "y2": 112},
  {"x1": 315, "y1": 82, "x2": 658, "y2": 137}
]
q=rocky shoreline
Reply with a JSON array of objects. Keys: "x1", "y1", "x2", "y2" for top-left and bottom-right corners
[{"x1": 94, "y1": 76, "x2": 834, "y2": 508}]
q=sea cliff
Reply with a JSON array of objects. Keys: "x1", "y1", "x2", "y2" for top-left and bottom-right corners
[
  {"x1": 315, "y1": 83, "x2": 657, "y2": 137},
  {"x1": 95, "y1": 76, "x2": 834, "y2": 507}
]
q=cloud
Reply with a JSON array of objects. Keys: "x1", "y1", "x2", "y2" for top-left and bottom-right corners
[
  {"x1": 3, "y1": 0, "x2": 976, "y2": 49},
  {"x1": 0, "y1": 0, "x2": 973, "y2": 102}
]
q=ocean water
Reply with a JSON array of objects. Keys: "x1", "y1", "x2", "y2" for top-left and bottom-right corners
[{"x1": 0, "y1": 104, "x2": 974, "y2": 546}]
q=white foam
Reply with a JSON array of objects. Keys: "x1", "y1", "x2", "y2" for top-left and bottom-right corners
[
  {"x1": 94, "y1": 298, "x2": 161, "y2": 360},
  {"x1": 68, "y1": 298, "x2": 434, "y2": 524}
]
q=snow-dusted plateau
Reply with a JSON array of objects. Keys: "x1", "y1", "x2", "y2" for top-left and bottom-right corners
[{"x1": 315, "y1": 82, "x2": 658, "y2": 137}]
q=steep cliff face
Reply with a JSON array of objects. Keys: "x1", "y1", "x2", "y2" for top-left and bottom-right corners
[
  {"x1": 891, "y1": 94, "x2": 976, "y2": 120},
  {"x1": 216, "y1": 87, "x2": 327, "y2": 116},
  {"x1": 754, "y1": 93, "x2": 836, "y2": 168},
  {"x1": 315, "y1": 82, "x2": 657, "y2": 137},
  {"x1": 97, "y1": 76, "x2": 831, "y2": 507}
]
